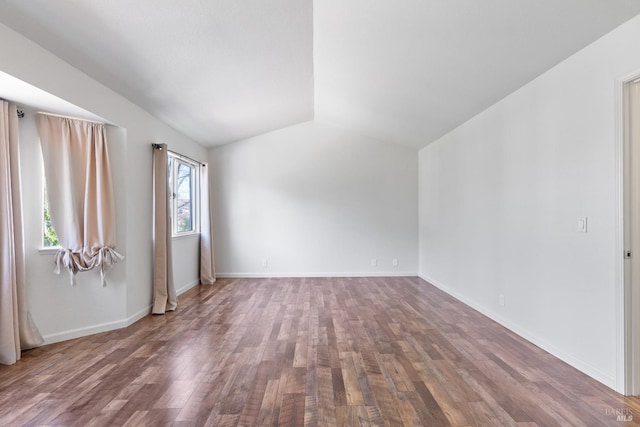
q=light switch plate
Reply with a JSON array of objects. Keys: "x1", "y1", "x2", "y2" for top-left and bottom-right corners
[{"x1": 578, "y1": 217, "x2": 587, "y2": 233}]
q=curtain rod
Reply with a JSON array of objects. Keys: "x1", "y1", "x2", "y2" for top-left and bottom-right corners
[
  {"x1": 37, "y1": 111, "x2": 105, "y2": 125},
  {"x1": 152, "y1": 143, "x2": 205, "y2": 167},
  {"x1": 12, "y1": 107, "x2": 103, "y2": 124},
  {"x1": 0, "y1": 99, "x2": 22, "y2": 118},
  {"x1": 12, "y1": 108, "x2": 103, "y2": 123}
]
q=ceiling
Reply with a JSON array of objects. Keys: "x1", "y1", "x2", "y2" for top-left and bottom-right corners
[
  {"x1": 1, "y1": 1, "x2": 640, "y2": 149},
  {"x1": 0, "y1": 71, "x2": 108, "y2": 123}
]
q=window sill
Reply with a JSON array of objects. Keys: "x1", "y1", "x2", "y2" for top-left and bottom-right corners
[
  {"x1": 39, "y1": 247, "x2": 60, "y2": 255},
  {"x1": 172, "y1": 232, "x2": 200, "y2": 241}
]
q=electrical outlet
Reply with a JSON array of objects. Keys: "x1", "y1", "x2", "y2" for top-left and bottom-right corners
[
  {"x1": 371, "y1": 258, "x2": 377, "y2": 267},
  {"x1": 261, "y1": 258, "x2": 268, "y2": 268},
  {"x1": 499, "y1": 294, "x2": 505, "y2": 307},
  {"x1": 392, "y1": 258, "x2": 398, "y2": 267}
]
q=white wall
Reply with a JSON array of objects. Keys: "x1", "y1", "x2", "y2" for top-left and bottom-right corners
[
  {"x1": 419, "y1": 15, "x2": 640, "y2": 391},
  {"x1": 173, "y1": 235, "x2": 201, "y2": 295},
  {"x1": 0, "y1": 23, "x2": 207, "y2": 343},
  {"x1": 210, "y1": 120, "x2": 418, "y2": 277}
]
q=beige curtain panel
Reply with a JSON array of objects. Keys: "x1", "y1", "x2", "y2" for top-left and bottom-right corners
[
  {"x1": 199, "y1": 163, "x2": 216, "y2": 285},
  {"x1": 37, "y1": 114, "x2": 123, "y2": 287},
  {"x1": 0, "y1": 101, "x2": 43, "y2": 364},
  {"x1": 152, "y1": 144, "x2": 177, "y2": 314}
]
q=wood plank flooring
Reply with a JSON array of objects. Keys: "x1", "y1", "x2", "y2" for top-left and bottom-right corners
[{"x1": 1, "y1": 276, "x2": 639, "y2": 426}]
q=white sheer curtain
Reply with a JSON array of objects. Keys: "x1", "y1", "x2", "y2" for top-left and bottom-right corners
[
  {"x1": 152, "y1": 144, "x2": 177, "y2": 314},
  {"x1": 0, "y1": 101, "x2": 43, "y2": 364},
  {"x1": 37, "y1": 114, "x2": 123, "y2": 286},
  {"x1": 200, "y1": 163, "x2": 216, "y2": 285}
]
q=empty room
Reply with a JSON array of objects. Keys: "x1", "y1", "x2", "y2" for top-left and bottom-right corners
[{"x1": 2, "y1": 1, "x2": 640, "y2": 426}]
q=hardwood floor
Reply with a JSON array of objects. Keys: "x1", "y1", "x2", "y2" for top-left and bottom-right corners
[{"x1": 1, "y1": 277, "x2": 639, "y2": 426}]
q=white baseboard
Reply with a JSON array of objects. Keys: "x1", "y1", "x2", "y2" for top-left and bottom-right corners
[
  {"x1": 125, "y1": 304, "x2": 152, "y2": 327},
  {"x1": 42, "y1": 317, "x2": 130, "y2": 345},
  {"x1": 216, "y1": 271, "x2": 418, "y2": 279},
  {"x1": 418, "y1": 274, "x2": 616, "y2": 390},
  {"x1": 176, "y1": 279, "x2": 200, "y2": 295},
  {"x1": 42, "y1": 280, "x2": 202, "y2": 346}
]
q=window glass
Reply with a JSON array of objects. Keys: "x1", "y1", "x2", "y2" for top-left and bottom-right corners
[
  {"x1": 168, "y1": 154, "x2": 198, "y2": 236},
  {"x1": 43, "y1": 185, "x2": 59, "y2": 247},
  {"x1": 176, "y1": 162, "x2": 194, "y2": 233}
]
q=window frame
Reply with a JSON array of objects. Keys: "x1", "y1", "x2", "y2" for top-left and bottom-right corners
[{"x1": 168, "y1": 153, "x2": 200, "y2": 237}]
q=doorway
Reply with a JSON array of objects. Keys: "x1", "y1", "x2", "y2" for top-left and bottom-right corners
[{"x1": 622, "y1": 77, "x2": 640, "y2": 396}]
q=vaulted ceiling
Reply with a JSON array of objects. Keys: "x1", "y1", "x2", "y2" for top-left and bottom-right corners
[{"x1": 1, "y1": 1, "x2": 640, "y2": 149}]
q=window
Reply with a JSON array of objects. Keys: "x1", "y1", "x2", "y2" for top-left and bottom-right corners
[
  {"x1": 43, "y1": 181, "x2": 60, "y2": 247},
  {"x1": 43, "y1": 152, "x2": 200, "y2": 242},
  {"x1": 168, "y1": 154, "x2": 199, "y2": 236}
]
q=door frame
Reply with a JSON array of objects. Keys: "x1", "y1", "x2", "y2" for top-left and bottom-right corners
[{"x1": 616, "y1": 71, "x2": 640, "y2": 396}]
